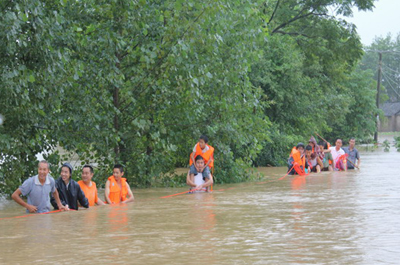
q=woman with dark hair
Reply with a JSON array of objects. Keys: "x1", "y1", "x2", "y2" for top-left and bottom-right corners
[{"x1": 51, "y1": 163, "x2": 89, "y2": 210}]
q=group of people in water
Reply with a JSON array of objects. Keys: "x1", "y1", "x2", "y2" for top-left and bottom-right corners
[
  {"x1": 287, "y1": 137, "x2": 361, "y2": 175},
  {"x1": 10, "y1": 135, "x2": 360, "y2": 214},
  {"x1": 11, "y1": 135, "x2": 215, "y2": 213},
  {"x1": 11, "y1": 162, "x2": 135, "y2": 213}
]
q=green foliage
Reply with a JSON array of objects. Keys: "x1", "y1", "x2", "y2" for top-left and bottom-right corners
[
  {"x1": 0, "y1": 0, "x2": 379, "y2": 194},
  {"x1": 394, "y1": 136, "x2": 400, "y2": 152},
  {"x1": 251, "y1": 0, "x2": 376, "y2": 165},
  {"x1": 382, "y1": 139, "x2": 390, "y2": 152},
  {"x1": 0, "y1": 0, "x2": 268, "y2": 193},
  {"x1": 361, "y1": 34, "x2": 400, "y2": 103},
  {"x1": 325, "y1": 67, "x2": 378, "y2": 142}
]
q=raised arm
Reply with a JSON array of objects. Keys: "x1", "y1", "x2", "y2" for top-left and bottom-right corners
[{"x1": 190, "y1": 151, "x2": 196, "y2": 165}]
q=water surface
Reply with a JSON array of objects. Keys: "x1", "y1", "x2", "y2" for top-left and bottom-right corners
[{"x1": 1, "y1": 147, "x2": 399, "y2": 264}]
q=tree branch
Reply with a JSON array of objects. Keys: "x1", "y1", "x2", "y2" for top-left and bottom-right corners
[
  {"x1": 272, "y1": 9, "x2": 326, "y2": 34},
  {"x1": 267, "y1": 0, "x2": 280, "y2": 25}
]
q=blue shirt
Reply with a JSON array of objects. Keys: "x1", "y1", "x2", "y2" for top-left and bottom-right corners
[
  {"x1": 343, "y1": 147, "x2": 360, "y2": 169},
  {"x1": 19, "y1": 175, "x2": 56, "y2": 213}
]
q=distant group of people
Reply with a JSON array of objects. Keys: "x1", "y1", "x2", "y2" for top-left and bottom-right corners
[
  {"x1": 288, "y1": 137, "x2": 361, "y2": 175},
  {"x1": 11, "y1": 162, "x2": 134, "y2": 213}
]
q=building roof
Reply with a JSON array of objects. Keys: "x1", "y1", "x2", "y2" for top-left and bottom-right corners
[{"x1": 381, "y1": 102, "x2": 400, "y2": 116}]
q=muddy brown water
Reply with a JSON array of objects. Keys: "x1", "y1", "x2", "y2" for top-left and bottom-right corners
[{"x1": 1, "y1": 146, "x2": 399, "y2": 264}]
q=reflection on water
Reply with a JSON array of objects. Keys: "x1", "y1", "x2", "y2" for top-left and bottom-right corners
[{"x1": 1, "y1": 147, "x2": 400, "y2": 264}]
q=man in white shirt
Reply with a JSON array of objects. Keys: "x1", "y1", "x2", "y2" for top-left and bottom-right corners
[{"x1": 329, "y1": 139, "x2": 347, "y2": 171}]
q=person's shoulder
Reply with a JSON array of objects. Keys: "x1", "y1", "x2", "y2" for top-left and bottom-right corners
[
  {"x1": 70, "y1": 179, "x2": 80, "y2": 186},
  {"x1": 21, "y1": 176, "x2": 35, "y2": 186},
  {"x1": 48, "y1": 175, "x2": 56, "y2": 183},
  {"x1": 24, "y1": 175, "x2": 35, "y2": 182}
]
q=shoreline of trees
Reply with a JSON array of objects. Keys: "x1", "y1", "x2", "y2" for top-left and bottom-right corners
[{"x1": 1, "y1": 0, "x2": 390, "y2": 194}]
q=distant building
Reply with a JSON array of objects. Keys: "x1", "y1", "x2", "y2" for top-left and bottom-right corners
[{"x1": 380, "y1": 102, "x2": 400, "y2": 132}]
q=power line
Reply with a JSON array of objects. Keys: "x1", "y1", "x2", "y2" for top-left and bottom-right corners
[
  {"x1": 364, "y1": 49, "x2": 400, "y2": 55},
  {"x1": 382, "y1": 63, "x2": 400, "y2": 75},
  {"x1": 381, "y1": 70, "x2": 400, "y2": 98}
]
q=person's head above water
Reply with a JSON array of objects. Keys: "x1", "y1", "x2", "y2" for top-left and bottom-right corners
[
  {"x1": 198, "y1": 135, "x2": 208, "y2": 149},
  {"x1": 113, "y1": 164, "x2": 124, "y2": 181}
]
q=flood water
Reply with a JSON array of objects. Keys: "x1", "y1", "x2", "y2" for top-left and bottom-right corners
[{"x1": 1, "y1": 145, "x2": 400, "y2": 264}]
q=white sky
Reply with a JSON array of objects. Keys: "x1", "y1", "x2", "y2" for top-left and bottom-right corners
[{"x1": 344, "y1": 0, "x2": 400, "y2": 46}]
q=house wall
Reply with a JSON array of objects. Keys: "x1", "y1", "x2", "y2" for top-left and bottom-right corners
[
  {"x1": 380, "y1": 115, "x2": 400, "y2": 132},
  {"x1": 379, "y1": 116, "x2": 390, "y2": 132}
]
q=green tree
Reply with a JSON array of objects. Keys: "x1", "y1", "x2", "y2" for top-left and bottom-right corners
[
  {"x1": 251, "y1": 0, "x2": 376, "y2": 166},
  {"x1": 1, "y1": 0, "x2": 269, "y2": 193},
  {"x1": 0, "y1": 0, "x2": 75, "y2": 193},
  {"x1": 361, "y1": 34, "x2": 400, "y2": 103}
]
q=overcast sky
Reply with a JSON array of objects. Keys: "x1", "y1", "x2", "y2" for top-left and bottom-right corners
[{"x1": 344, "y1": 0, "x2": 400, "y2": 46}]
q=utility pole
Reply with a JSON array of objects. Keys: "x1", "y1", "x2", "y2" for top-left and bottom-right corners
[{"x1": 374, "y1": 52, "x2": 382, "y2": 143}]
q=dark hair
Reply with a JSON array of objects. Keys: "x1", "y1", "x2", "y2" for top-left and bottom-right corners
[
  {"x1": 62, "y1": 162, "x2": 73, "y2": 175},
  {"x1": 83, "y1": 165, "x2": 94, "y2": 174},
  {"x1": 113, "y1": 164, "x2": 124, "y2": 173},
  {"x1": 199, "y1": 135, "x2": 208, "y2": 143},
  {"x1": 195, "y1": 155, "x2": 204, "y2": 162},
  {"x1": 305, "y1": 145, "x2": 313, "y2": 151},
  {"x1": 296, "y1": 142, "x2": 305, "y2": 149},
  {"x1": 349, "y1": 137, "x2": 355, "y2": 141},
  {"x1": 323, "y1": 142, "x2": 329, "y2": 149},
  {"x1": 318, "y1": 141, "x2": 325, "y2": 146}
]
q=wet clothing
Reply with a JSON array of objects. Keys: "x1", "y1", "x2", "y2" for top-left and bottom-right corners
[
  {"x1": 189, "y1": 143, "x2": 214, "y2": 169},
  {"x1": 308, "y1": 136, "x2": 321, "y2": 156},
  {"x1": 287, "y1": 148, "x2": 309, "y2": 175},
  {"x1": 19, "y1": 175, "x2": 56, "y2": 213},
  {"x1": 322, "y1": 152, "x2": 333, "y2": 169},
  {"x1": 329, "y1": 147, "x2": 345, "y2": 168},
  {"x1": 51, "y1": 178, "x2": 89, "y2": 210},
  {"x1": 107, "y1": 176, "x2": 128, "y2": 204},
  {"x1": 343, "y1": 146, "x2": 360, "y2": 169},
  {"x1": 78, "y1": 180, "x2": 99, "y2": 206},
  {"x1": 189, "y1": 164, "x2": 211, "y2": 179}
]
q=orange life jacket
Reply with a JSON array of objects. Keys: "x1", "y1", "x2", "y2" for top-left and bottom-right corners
[
  {"x1": 290, "y1": 147, "x2": 305, "y2": 168},
  {"x1": 189, "y1": 143, "x2": 214, "y2": 169},
  {"x1": 107, "y1": 176, "x2": 128, "y2": 204},
  {"x1": 290, "y1": 147, "x2": 307, "y2": 175}
]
